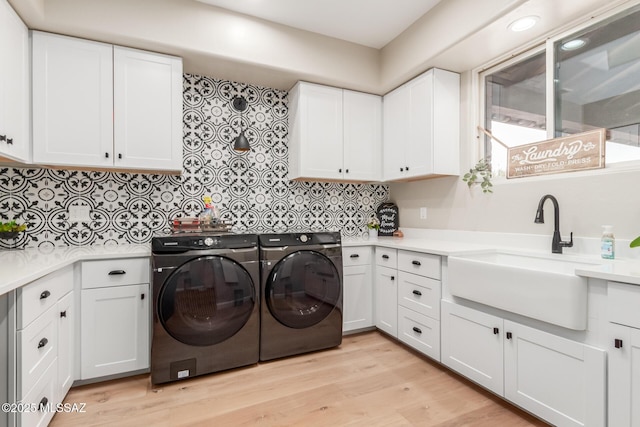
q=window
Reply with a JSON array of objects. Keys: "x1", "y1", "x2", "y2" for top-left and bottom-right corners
[{"x1": 481, "y1": 3, "x2": 640, "y2": 176}]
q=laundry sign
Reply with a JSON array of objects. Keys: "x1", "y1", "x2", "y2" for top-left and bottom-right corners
[{"x1": 507, "y1": 128, "x2": 606, "y2": 179}]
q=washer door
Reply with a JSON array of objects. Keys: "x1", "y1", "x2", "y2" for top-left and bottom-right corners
[
  {"x1": 266, "y1": 250, "x2": 341, "y2": 329},
  {"x1": 159, "y1": 255, "x2": 255, "y2": 346}
]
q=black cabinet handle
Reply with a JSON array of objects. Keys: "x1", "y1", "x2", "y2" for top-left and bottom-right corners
[
  {"x1": 412, "y1": 290, "x2": 422, "y2": 296},
  {"x1": 400, "y1": 167, "x2": 404, "y2": 172},
  {"x1": 382, "y1": 254, "x2": 389, "y2": 259},
  {"x1": 615, "y1": 339, "x2": 623, "y2": 349},
  {"x1": 105, "y1": 152, "x2": 109, "y2": 158},
  {"x1": 108, "y1": 270, "x2": 126, "y2": 275},
  {"x1": 37, "y1": 338, "x2": 48, "y2": 349},
  {"x1": 118, "y1": 153, "x2": 123, "y2": 159},
  {"x1": 345, "y1": 169, "x2": 349, "y2": 173},
  {"x1": 40, "y1": 290, "x2": 51, "y2": 300},
  {"x1": 412, "y1": 327, "x2": 422, "y2": 334},
  {"x1": 39, "y1": 397, "x2": 48, "y2": 411},
  {"x1": 390, "y1": 276, "x2": 395, "y2": 281},
  {"x1": 6, "y1": 138, "x2": 13, "y2": 145},
  {"x1": 493, "y1": 327, "x2": 499, "y2": 335},
  {"x1": 412, "y1": 260, "x2": 421, "y2": 266},
  {"x1": 141, "y1": 293, "x2": 145, "y2": 300},
  {"x1": 350, "y1": 254, "x2": 360, "y2": 258},
  {"x1": 506, "y1": 332, "x2": 513, "y2": 340},
  {"x1": 406, "y1": 166, "x2": 409, "y2": 171},
  {"x1": 60, "y1": 311, "x2": 67, "y2": 318},
  {"x1": 338, "y1": 168, "x2": 342, "y2": 173},
  {"x1": 0, "y1": 135, "x2": 5, "y2": 142}
]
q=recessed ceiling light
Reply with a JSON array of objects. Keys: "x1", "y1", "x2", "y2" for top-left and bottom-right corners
[
  {"x1": 561, "y1": 38, "x2": 587, "y2": 51},
  {"x1": 508, "y1": 16, "x2": 539, "y2": 32}
]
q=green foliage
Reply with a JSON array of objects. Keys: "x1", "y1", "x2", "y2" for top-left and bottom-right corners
[
  {"x1": 0, "y1": 221, "x2": 27, "y2": 233},
  {"x1": 462, "y1": 159, "x2": 493, "y2": 194},
  {"x1": 631, "y1": 236, "x2": 640, "y2": 248},
  {"x1": 367, "y1": 217, "x2": 380, "y2": 230}
]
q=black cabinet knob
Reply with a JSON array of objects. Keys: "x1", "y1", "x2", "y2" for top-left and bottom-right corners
[
  {"x1": 615, "y1": 339, "x2": 623, "y2": 349},
  {"x1": 40, "y1": 290, "x2": 51, "y2": 300},
  {"x1": 345, "y1": 169, "x2": 349, "y2": 173},
  {"x1": 506, "y1": 332, "x2": 513, "y2": 340},
  {"x1": 400, "y1": 167, "x2": 404, "y2": 172},
  {"x1": 406, "y1": 166, "x2": 409, "y2": 171},
  {"x1": 350, "y1": 254, "x2": 360, "y2": 258},
  {"x1": 339, "y1": 168, "x2": 342, "y2": 173},
  {"x1": 6, "y1": 138, "x2": 13, "y2": 145},
  {"x1": 37, "y1": 338, "x2": 48, "y2": 349},
  {"x1": 141, "y1": 293, "x2": 145, "y2": 300},
  {"x1": 118, "y1": 153, "x2": 123, "y2": 159},
  {"x1": 382, "y1": 254, "x2": 389, "y2": 259},
  {"x1": 390, "y1": 276, "x2": 395, "y2": 281},
  {"x1": 39, "y1": 397, "x2": 48, "y2": 411},
  {"x1": 412, "y1": 290, "x2": 422, "y2": 296},
  {"x1": 412, "y1": 260, "x2": 421, "y2": 266},
  {"x1": 493, "y1": 327, "x2": 499, "y2": 335},
  {"x1": 0, "y1": 135, "x2": 5, "y2": 142},
  {"x1": 105, "y1": 152, "x2": 109, "y2": 158},
  {"x1": 60, "y1": 311, "x2": 67, "y2": 318},
  {"x1": 412, "y1": 327, "x2": 422, "y2": 334}
]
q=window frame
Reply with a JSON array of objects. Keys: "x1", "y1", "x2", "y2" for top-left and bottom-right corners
[{"x1": 475, "y1": 0, "x2": 640, "y2": 181}]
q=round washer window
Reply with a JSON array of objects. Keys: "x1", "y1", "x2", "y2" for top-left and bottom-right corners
[
  {"x1": 266, "y1": 250, "x2": 341, "y2": 329},
  {"x1": 158, "y1": 255, "x2": 255, "y2": 346}
]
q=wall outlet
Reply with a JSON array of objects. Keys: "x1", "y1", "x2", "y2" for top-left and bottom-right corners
[
  {"x1": 69, "y1": 205, "x2": 91, "y2": 222},
  {"x1": 419, "y1": 207, "x2": 427, "y2": 220}
]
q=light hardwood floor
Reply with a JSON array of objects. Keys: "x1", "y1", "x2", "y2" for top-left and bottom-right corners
[{"x1": 51, "y1": 332, "x2": 549, "y2": 426}]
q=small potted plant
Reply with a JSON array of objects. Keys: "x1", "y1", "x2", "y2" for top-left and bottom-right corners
[
  {"x1": 0, "y1": 221, "x2": 27, "y2": 240},
  {"x1": 462, "y1": 159, "x2": 493, "y2": 193},
  {"x1": 367, "y1": 217, "x2": 380, "y2": 240}
]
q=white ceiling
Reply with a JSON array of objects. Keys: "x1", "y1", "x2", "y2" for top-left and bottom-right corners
[{"x1": 194, "y1": 0, "x2": 442, "y2": 48}]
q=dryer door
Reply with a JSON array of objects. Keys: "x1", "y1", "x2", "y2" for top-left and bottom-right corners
[
  {"x1": 158, "y1": 255, "x2": 255, "y2": 346},
  {"x1": 266, "y1": 250, "x2": 341, "y2": 329}
]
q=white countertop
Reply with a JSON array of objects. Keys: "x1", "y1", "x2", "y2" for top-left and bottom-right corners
[
  {"x1": 342, "y1": 236, "x2": 495, "y2": 256},
  {"x1": 0, "y1": 244, "x2": 151, "y2": 296}
]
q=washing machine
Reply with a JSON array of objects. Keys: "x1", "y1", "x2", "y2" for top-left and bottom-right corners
[
  {"x1": 259, "y1": 231, "x2": 343, "y2": 361},
  {"x1": 151, "y1": 232, "x2": 259, "y2": 384}
]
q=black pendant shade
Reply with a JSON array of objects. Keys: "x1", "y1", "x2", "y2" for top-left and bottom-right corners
[{"x1": 232, "y1": 96, "x2": 250, "y2": 152}]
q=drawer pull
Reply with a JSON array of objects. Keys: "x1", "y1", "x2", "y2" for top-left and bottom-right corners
[
  {"x1": 412, "y1": 326, "x2": 422, "y2": 334},
  {"x1": 615, "y1": 339, "x2": 623, "y2": 349},
  {"x1": 493, "y1": 327, "x2": 499, "y2": 335},
  {"x1": 108, "y1": 270, "x2": 127, "y2": 275},
  {"x1": 40, "y1": 290, "x2": 51, "y2": 300},
  {"x1": 412, "y1": 260, "x2": 421, "y2": 266},
  {"x1": 141, "y1": 293, "x2": 145, "y2": 300},
  {"x1": 381, "y1": 254, "x2": 390, "y2": 259},
  {"x1": 350, "y1": 254, "x2": 360, "y2": 258},
  {"x1": 39, "y1": 397, "x2": 48, "y2": 411},
  {"x1": 60, "y1": 310, "x2": 67, "y2": 318},
  {"x1": 37, "y1": 338, "x2": 48, "y2": 349},
  {"x1": 506, "y1": 332, "x2": 513, "y2": 340},
  {"x1": 390, "y1": 276, "x2": 395, "y2": 281},
  {"x1": 412, "y1": 290, "x2": 422, "y2": 296}
]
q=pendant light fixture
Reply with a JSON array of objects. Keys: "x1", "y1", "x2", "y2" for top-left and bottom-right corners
[{"x1": 232, "y1": 96, "x2": 250, "y2": 152}]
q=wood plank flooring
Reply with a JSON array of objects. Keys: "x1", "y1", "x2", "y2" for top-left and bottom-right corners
[{"x1": 51, "y1": 332, "x2": 549, "y2": 426}]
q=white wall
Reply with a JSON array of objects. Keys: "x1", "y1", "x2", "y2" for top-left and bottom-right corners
[{"x1": 390, "y1": 72, "x2": 640, "y2": 241}]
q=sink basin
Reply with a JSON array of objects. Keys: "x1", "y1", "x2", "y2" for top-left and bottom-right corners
[{"x1": 448, "y1": 251, "x2": 600, "y2": 330}]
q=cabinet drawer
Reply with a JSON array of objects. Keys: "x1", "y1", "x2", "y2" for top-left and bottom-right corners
[
  {"x1": 17, "y1": 266, "x2": 73, "y2": 329},
  {"x1": 398, "y1": 251, "x2": 440, "y2": 279},
  {"x1": 19, "y1": 358, "x2": 57, "y2": 427},
  {"x1": 398, "y1": 271, "x2": 441, "y2": 320},
  {"x1": 375, "y1": 247, "x2": 397, "y2": 268},
  {"x1": 343, "y1": 247, "x2": 371, "y2": 267},
  {"x1": 17, "y1": 305, "x2": 57, "y2": 400},
  {"x1": 81, "y1": 258, "x2": 149, "y2": 289},
  {"x1": 608, "y1": 282, "x2": 640, "y2": 329},
  {"x1": 398, "y1": 306, "x2": 440, "y2": 361}
]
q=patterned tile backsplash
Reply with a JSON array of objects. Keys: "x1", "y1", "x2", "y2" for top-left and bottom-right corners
[{"x1": 0, "y1": 74, "x2": 389, "y2": 249}]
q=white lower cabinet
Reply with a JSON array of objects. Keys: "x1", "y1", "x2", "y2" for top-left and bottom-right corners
[
  {"x1": 343, "y1": 247, "x2": 374, "y2": 333},
  {"x1": 608, "y1": 323, "x2": 640, "y2": 427},
  {"x1": 397, "y1": 306, "x2": 439, "y2": 360},
  {"x1": 374, "y1": 265, "x2": 397, "y2": 337},
  {"x1": 442, "y1": 301, "x2": 606, "y2": 427},
  {"x1": 57, "y1": 291, "x2": 74, "y2": 400},
  {"x1": 81, "y1": 283, "x2": 149, "y2": 380}
]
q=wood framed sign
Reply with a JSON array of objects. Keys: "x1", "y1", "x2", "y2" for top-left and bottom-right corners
[{"x1": 507, "y1": 128, "x2": 606, "y2": 179}]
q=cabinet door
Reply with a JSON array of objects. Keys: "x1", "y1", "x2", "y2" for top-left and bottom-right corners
[
  {"x1": 290, "y1": 83, "x2": 343, "y2": 180},
  {"x1": 343, "y1": 90, "x2": 381, "y2": 181},
  {"x1": 609, "y1": 322, "x2": 640, "y2": 427},
  {"x1": 0, "y1": 0, "x2": 29, "y2": 162},
  {"x1": 504, "y1": 320, "x2": 606, "y2": 427},
  {"x1": 113, "y1": 47, "x2": 183, "y2": 171},
  {"x1": 406, "y1": 71, "x2": 433, "y2": 177},
  {"x1": 32, "y1": 32, "x2": 113, "y2": 167},
  {"x1": 57, "y1": 291, "x2": 74, "y2": 400},
  {"x1": 441, "y1": 301, "x2": 503, "y2": 394},
  {"x1": 343, "y1": 265, "x2": 373, "y2": 332},
  {"x1": 382, "y1": 86, "x2": 408, "y2": 181},
  {"x1": 374, "y1": 266, "x2": 397, "y2": 337},
  {"x1": 81, "y1": 284, "x2": 149, "y2": 379}
]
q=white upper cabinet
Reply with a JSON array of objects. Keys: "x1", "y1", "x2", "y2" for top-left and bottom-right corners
[
  {"x1": 382, "y1": 68, "x2": 460, "y2": 181},
  {"x1": 0, "y1": 0, "x2": 30, "y2": 163},
  {"x1": 32, "y1": 31, "x2": 183, "y2": 171},
  {"x1": 288, "y1": 82, "x2": 381, "y2": 182}
]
